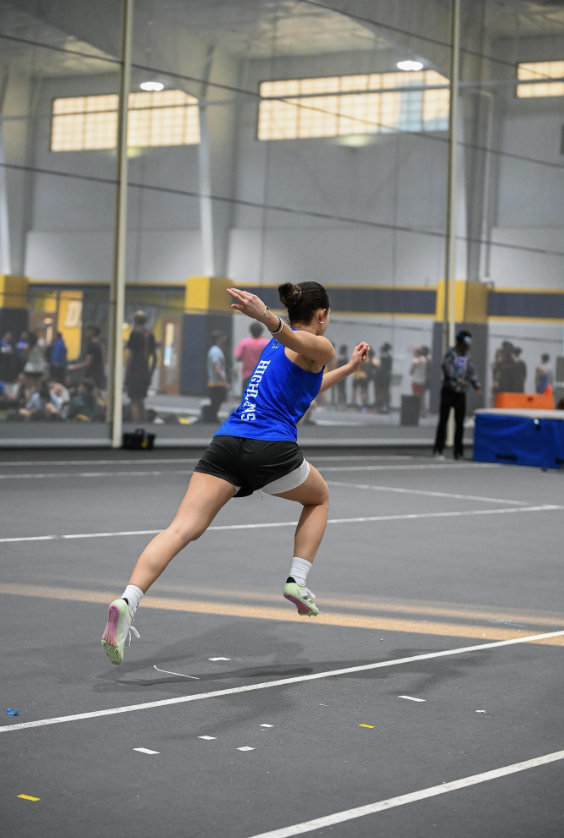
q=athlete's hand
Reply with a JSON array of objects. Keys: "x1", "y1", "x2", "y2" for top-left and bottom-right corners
[
  {"x1": 227, "y1": 288, "x2": 267, "y2": 320},
  {"x1": 349, "y1": 342, "x2": 370, "y2": 371}
]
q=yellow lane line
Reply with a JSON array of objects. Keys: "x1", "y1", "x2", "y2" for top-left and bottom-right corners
[
  {"x1": 147, "y1": 583, "x2": 564, "y2": 629},
  {"x1": 1, "y1": 583, "x2": 563, "y2": 646}
]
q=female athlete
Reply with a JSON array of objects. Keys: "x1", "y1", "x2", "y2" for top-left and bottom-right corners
[{"x1": 102, "y1": 281, "x2": 369, "y2": 664}]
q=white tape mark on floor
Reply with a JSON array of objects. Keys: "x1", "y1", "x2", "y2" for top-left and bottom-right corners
[
  {"x1": 1, "y1": 505, "x2": 560, "y2": 545},
  {"x1": 244, "y1": 749, "x2": 564, "y2": 838},
  {"x1": 399, "y1": 695, "x2": 426, "y2": 702},
  {"x1": 326, "y1": 480, "x2": 529, "y2": 506},
  {"x1": 133, "y1": 747, "x2": 159, "y2": 755},
  {"x1": 153, "y1": 665, "x2": 199, "y2": 680},
  {"x1": 1, "y1": 629, "x2": 563, "y2": 735}
]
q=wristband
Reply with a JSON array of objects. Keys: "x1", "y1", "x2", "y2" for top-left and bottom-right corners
[{"x1": 269, "y1": 316, "x2": 284, "y2": 335}]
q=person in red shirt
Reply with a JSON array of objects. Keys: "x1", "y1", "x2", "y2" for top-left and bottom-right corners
[{"x1": 235, "y1": 322, "x2": 269, "y2": 393}]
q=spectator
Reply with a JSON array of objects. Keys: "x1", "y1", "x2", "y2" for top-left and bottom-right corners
[
  {"x1": 15, "y1": 331, "x2": 28, "y2": 374},
  {"x1": 352, "y1": 361, "x2": 370, "y2": 408},
  {"x1": 535, "y1": 353, "x2": 553, "y2": 394},
  {"x1": 235, "y1": 322, "x2": 269, "y2": 393},
  {"x1": 23, "y1": 331, "x2": 46, "y2": 384},
  {"x1": 496, "y1": 341, "x2": 519, "y2": 393},
  {"x1": 205, "y1": 331, "x2": 229, "y2": 423},
  {"x1": 375, "y1": 342, "x2": 393, "y2": 413},
  {"x1": 49, "y1": 331, "x2": 68, "y2": 384},
  {"x1": 0, "y1": 332, "x2": 17, "y2": 383},
  {"x1": 410, "y1": 346, "x2": 428, "y2": 417},
  {"x1": 67, "y1": 379, "x2": 102, "y2": 422},
  {"x1": 69, "y1": 325, "x2": 105, "y2": 390},
  {"x1": 433, "y1": 330, "x2": 482, "y2": 460},
  {"x1": 513, "y1": 347, "x2": 527, "y2": 392},
  {"x1": 125, "y1": 311, "x2": 157, "y2": 423},
  {"x1": 332, "y1": 344, "x2": 349, "y2": 407}
]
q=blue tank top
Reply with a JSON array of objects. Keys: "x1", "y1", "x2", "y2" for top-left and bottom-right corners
[{"x1": 215, "y1": 337, "x2": 324, "y2": 442}]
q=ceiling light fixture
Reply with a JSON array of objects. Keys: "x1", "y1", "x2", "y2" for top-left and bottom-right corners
[
  {"x1": 397, "y1": 60, "x2": 424, "y2": 72},
  {"x1": 140, "y1": 81, "x2": 164, "y2": 92}
]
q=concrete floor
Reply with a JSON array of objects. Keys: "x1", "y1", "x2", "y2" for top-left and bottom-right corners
[{"x1": 1, "y1": 449, "x2": 563, "y2": 837}]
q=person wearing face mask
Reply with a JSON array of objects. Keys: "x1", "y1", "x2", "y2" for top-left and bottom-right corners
[{"x1": 433, "y1": 330, "x2": 482, "y2": 461}]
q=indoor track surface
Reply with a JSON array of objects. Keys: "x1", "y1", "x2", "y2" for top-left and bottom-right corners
[{"x1": 1, "y1": 449, "x2": 563, "y2": 837}]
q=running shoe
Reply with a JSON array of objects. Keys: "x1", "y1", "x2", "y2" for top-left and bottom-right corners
[
  {"x1": 101, "y1": 599, "x2": 140, "y2": 665},
  {"x1": 283, "y1": 577, "x2": 319, "y2": 617}
]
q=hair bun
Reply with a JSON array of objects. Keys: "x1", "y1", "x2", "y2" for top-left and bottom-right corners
[{"x1": 278, "y1": 282, "x2": 303, "y2": 309}]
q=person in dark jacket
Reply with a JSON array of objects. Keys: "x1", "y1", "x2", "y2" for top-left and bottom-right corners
[{"x1": 433, "y1": 330, "x2": 482, "y2": 460}]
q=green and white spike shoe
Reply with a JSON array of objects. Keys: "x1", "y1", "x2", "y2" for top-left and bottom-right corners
[
  {"x1": 283, "y1": 577, "x2": 320, "y2": 617},
  {"x1": 101, "y1": 599, "x2": 140, "y2": 665}
]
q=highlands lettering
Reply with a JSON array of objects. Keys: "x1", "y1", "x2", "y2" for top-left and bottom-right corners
[{"x1": 241, "y1": 360, "x2": 271, "y2": 421}]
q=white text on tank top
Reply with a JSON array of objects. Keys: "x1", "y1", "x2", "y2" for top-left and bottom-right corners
[{"x1": 241, "y1": 359, "x2": 271, "y2": 421}]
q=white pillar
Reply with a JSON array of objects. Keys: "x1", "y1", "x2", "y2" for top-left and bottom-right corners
[
  {"x1": 109, "y1": 0, "x2": 133, "y2": 449},
  {"x1": 0, "y1": 70, "x2": 12, "y2": 275}
]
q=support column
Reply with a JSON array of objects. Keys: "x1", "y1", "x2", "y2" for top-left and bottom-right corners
[
  {"x1": 0, "y1": 274, "x2": 29, "y2": 339},
  {"x1": 197, "y1": 48, "x2": 237, "y2": 279},
  {"x1": 109, "y1": 0, "x2": 133, "y2": 449},
  {"x1": 180, "y1": 276, "x2": 233, "y2": 396}
]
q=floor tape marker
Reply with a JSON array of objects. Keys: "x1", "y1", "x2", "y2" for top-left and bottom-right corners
[
  {"x1": 243, "y1": 748, "x2": 564, "y2": 838},
  {"x1": 325, "y1": 481, "x2": 530, "y2": 506},
  {"x1": 1, "y1": 629, "x2": 563, "y2": 735}
]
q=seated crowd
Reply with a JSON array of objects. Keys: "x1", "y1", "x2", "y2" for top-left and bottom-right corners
[{"x1": 0, "y1": 328, "x2": 107, "y2": 423}]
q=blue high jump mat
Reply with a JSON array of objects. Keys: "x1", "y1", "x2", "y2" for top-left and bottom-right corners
[{"x1": 473, "y1": 409, "x2": 564, "y2": 470}]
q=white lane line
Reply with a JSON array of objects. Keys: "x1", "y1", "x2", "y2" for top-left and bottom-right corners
[
  {"x1": 0, "y1": 458, "x2": 200, "y2": 467},
  {"x1": 320, "y1": 463, "x2": 497, "y2": 472},
  {"x1": 244, "y1": 749, "x2": 564, "y2": 838},
  {"x1": 0, "y1": 464, "x2": 498, "y2": 480},
  {"x1": 153, "y1": 665, "x2": 199, "y2": 680},
  {"x1": 326, "y1": 480, "x2": 529, "y2": 506},
  {"x1": 198, "y1": 735, "x2": 217, "y2": 741},
  {"x1": 1, "y1": 505, "x2": 560, "y2": 545},
  {"x1": 0, "y1": 471, "x2": 186, "y2": 479},
  {"x1": 1, "y1": 629, "x2": 563, "y2": 735},
  {"x1": 0, "y1": 455, "x2": 417, "y2": 468},
  {"x1": 399, "y1": 695, "x2": 426, "y2": 702},
  {"x1": 133, "y1": 747, "x2": 159, "y2": 755}
]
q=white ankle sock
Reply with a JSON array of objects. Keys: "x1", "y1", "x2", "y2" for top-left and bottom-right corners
[
  {"x1": 121, "y1": 584, "x2": 144, "y2": 619},
  {"x1": 289, "y1": 557, "x2": 312, "y2": 587}
]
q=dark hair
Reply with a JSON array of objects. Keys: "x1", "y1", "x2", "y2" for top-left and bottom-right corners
[
  {"x1": 27, "y1": 331, "x2": 38, "y2": 348},
  {"x1": 339, "y1": 344, "x2": 348, "y2": 355},
  {"x1": 87, "y1": 324, "x2": 101, "y2": 336},
  {"x1": 133, "y1": 310, "x2": 147, "y2": 327},
  {"x1": 278, "y1": 281, "x2": 330, "y2": 325},
  {"x1": 542, "y1": 353, "x2": 550, "y2": 362},
  {"x1": 250, "y1": 323, "x2": 264, "y2": 338},
  {"x1": 456, "y1": 330, "x2": 472, "y2": 343},
  {"x1": 210, "y1": 330, "x2": 225, "y2": 345}
]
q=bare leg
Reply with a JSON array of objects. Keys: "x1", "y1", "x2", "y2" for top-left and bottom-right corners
[
  {"x1": 128, "y1": 472, "x2": 236, "y2": 592},
  {"x1": 273, "y1": 464, "x2": 329, "y2": 564}
]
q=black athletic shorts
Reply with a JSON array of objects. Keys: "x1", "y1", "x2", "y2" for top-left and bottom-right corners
[{"x1": 194, "y1": 435, "x2": 304, "y2": 497}]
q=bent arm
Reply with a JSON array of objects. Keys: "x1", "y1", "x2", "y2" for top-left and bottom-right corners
[
  {"x1": 319, "y1": 342, "x2": 370, "y2": 393},
  {"x1": 227, "y1": 288, "x2": 334, "y2": 366}
]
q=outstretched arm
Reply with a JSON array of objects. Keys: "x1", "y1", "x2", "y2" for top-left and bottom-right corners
[
  {"x1": 319, "y1": 343, "x2": 370, "y2": 393},
  {"x1": 227, "y1": 287, "x2": 334, "y2": 367}
]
